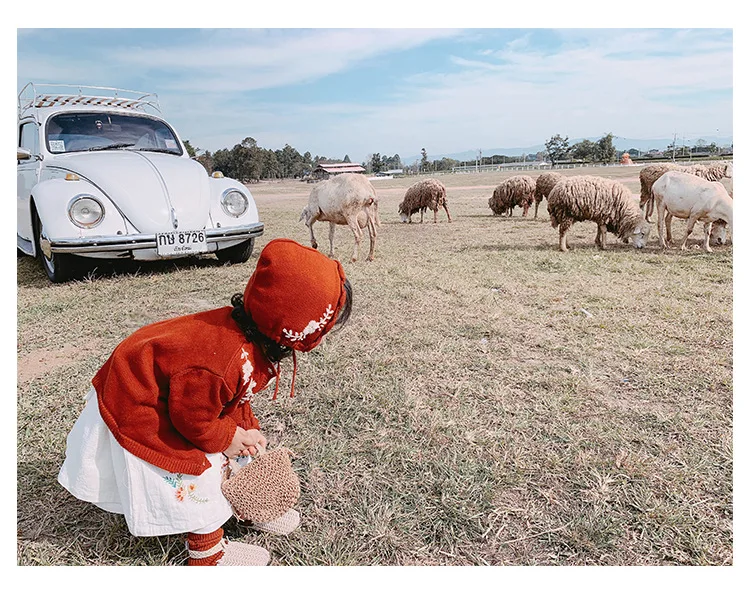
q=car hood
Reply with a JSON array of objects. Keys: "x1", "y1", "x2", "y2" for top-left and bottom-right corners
[{"x1": 48, "y1": 151, "x2": 211, "y2": 232}]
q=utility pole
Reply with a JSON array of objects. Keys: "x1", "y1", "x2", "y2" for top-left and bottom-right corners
[{"x1": 672, "y1": 132, "x2": 677, "y2": 162}]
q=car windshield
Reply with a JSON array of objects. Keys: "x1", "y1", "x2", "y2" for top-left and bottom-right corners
[{"x1": 46, "y1": 112, "x2": 183, "y2": 155}]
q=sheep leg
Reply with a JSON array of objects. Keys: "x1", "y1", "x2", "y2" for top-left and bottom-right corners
[
  {"x1": 308, "y1": 217, "x2": 319, "y2": 250},
  {"x1": 646, "y1": 196, "x2": 655, "y2": 223},
  {"x1": 679, "y1": 214, "x2": 700, "y2": 251},
  {"x1": 656, "y1": 202, "x2": 668, "y2": 249},
  {"x1": 346, "y1": 214, "x2": 362, "y2": 262},
  {"x1": 534, "y1": 199, "x2": 541, "y2": 219},
  {"x1": 366, "y1": 214, "x2": 376, "y2": 262},
  {"x1": 443, "y1": 203, "x2": 452, "y2": 223},
  {"x1": 328, "y1": 221, "x2": 336, "y2": 258},
  {"x1": 597, "y1": 223, "x2": 608, "y2": 250},
  {"x1": 558, "y1": 222, "x2": 571, "y2": 252},
  {"x1": 664, "y1": 213, "x2": 673, "y2": 246},
  {"x1": 433, "y1": 208, "x2": 438, "y2": 224},
  {"x1": 702, "y1": 222, "x2": 713, "y2": 253},
  {"x1": 420, "y1": 207, "x2": 426, "y2": 224}
]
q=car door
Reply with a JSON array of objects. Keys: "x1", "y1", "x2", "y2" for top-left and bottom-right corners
[{"x1": 17, "y1": 120, "x2": 42, "y2": 247}]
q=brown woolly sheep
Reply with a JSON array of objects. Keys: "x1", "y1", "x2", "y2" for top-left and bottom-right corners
[
  {"x1": 488, "y1": 175, "x2": 536, "y2": 217},
  {"x1": 639, "y1": 161, "x2": 732, "y2": 221},
  {"x1": 398, "y1": 178, "x2": 452, "y2": 223},
  {"x1": 533, "y1": 172, "x2": 564, "y2": 218},
  {"x1": 547, "y1": 175, "x2": 651, "y2": 252},
  {"x1": 299, "y1": 173, "x2": 381, "y2": 262}
]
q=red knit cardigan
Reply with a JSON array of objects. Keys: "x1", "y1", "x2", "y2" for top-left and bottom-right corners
[{"x1": 93, "y1": 307, "x2": 276, "y2": 475}]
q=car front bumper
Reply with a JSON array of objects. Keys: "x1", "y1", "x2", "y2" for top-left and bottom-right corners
[{"x1": 43, "y1": 222, "x2": 265, "y2": 257}]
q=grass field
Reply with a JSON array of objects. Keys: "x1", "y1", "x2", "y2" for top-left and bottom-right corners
[{"x1": 16, "y1": 165, "x2": 733, "y2": 566}]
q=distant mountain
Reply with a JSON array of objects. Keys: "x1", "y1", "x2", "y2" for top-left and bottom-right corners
[{"x1": 403, "y1": 135, "x2": 734, "y2": 164}]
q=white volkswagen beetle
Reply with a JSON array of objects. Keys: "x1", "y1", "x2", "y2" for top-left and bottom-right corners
[{"x1": 17, "y1": 83, "x2": 264, "y2": 282}]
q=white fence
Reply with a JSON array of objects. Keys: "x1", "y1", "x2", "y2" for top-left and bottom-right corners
[{"x1": 449, "y1": 162, "x2": 631, "y2": 174}]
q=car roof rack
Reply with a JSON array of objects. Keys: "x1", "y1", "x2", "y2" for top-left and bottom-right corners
[{"x1": 18, "y1": 83, "x2": 161, "y2": 119}]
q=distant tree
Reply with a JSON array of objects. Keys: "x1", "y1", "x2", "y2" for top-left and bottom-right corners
[
  {"x1": 595, "y1": 133, "x2": 617, "y2": 164},
  {"x1": 195, "y1": 150, "x2": 214, "y2": 174},
  {"x1": 183, "y1": 139, "x2": 198, "y2": 158},
  {"x1": 420, "y1": 148, "x2": 429, "y2": 172},
  {"x1": 544, "y1": 134, "x2": 569, "y2": 166},
  {"x1": 343, "y1": 154, "x2": 351, "y2": 163},
  {"x1": 570, "y1": 139, "x2": 597, "y2": 162},
  {"x1": 370, "y1": 153, "x2": 383, "y2": 173}
]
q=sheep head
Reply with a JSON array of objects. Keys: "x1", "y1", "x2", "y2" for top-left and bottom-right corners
[
  {"x1": 710, "y1": 220, "x2": 728, "y2": 245},
  {"x1": 629, "y1": 217, "x2": 651, "y2": 249},
  {"x1": 398, "y1": 201, "x2": 409, "y2": 223},
  {"x1": 299, "y1": 206, "x2": 312, "y2": 226}
]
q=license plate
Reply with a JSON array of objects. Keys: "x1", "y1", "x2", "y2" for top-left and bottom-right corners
[{"x1": 156, "y1": 229, "x2": 208, "y2": 256}]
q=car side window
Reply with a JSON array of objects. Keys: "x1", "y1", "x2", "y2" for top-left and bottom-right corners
[{"x1": 19, "y1": 122, "x2": 40, "y2": 155}]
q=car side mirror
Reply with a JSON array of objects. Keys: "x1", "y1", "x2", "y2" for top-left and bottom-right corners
[{"x1": 17, "y1": 147, "x2": 32, "y2": 161}]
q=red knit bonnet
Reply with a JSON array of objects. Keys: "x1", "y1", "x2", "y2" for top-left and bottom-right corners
[{"x1": 243, "y1": 238, "x2": 347, "y2": 398}]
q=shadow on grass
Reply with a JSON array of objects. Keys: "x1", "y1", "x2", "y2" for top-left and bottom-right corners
[
  {"x1": 16, "y1": 254, "x2": 235, "y2": 289},
  {"x1": 17, "y1": 458, "x2": 186, "y2": 566}
]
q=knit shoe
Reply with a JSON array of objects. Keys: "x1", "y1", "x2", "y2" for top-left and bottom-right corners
[
  {"x1": 190, "y1": 538, "x2": 270, "y2": 566},
  {"x1": 251, "y1": 509, "x2": 300, "y2": 536}
]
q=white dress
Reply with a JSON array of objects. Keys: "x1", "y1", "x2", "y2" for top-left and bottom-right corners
[{"x1": 58, "y1": 387, "x2": 249, "y2": 537}]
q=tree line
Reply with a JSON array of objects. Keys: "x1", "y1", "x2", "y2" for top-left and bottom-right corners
[
  {"x1": 184, "y1": 137, "x2": 353, "y2": 182},
  {"x1": 184, "y1": 132, "x2": 730, "y2": 182}
]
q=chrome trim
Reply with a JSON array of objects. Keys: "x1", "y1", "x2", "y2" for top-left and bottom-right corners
[{"x1": 48, "y1": 222, "x2": 264, "y2": 254}]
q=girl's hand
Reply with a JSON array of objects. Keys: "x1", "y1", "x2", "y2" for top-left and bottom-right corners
[{"x1": 224, "y1": 427, "x2": 268, "y2": 458}]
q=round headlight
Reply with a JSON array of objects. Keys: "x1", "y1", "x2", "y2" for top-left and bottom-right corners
[
  {"x1": 221, "y1": 189, "x2": 249, "y2": 217},
  {"x1": 68, "y1": 196, "x2": 104, "y2": 228}
]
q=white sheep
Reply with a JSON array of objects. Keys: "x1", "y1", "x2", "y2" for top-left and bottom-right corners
[
  {"x1": 639, "y1": 161, "x2": 733, "y2": 221},
  {"x1": 547, "y1": 175, "x2": 651, "y2": 252},
  {"x1": 299, "y1": 173, "x2": 381, "y2": 262},
  {"x1": 651, "y1": 170, "x2": 733, "y2": 252}
]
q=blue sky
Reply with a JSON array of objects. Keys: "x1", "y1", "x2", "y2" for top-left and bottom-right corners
[{"x1": 16, "y1": 24, "x2": 733, "y2": 164}]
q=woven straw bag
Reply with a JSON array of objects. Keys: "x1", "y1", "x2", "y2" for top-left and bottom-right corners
[{"x1": 221, "y1": 445, "x2": 300, "y2": 523}]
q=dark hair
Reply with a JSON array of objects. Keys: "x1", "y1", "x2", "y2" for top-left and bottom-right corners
[
  {"x1": 229, "y1": 278, "x2": 352, "y2": 358},
  {"x1": 230, "y1": 294, "x2": 292, "y2": 362},
  {"x1": 333, "y1": 278, "x2": 353, "y2": 331}
]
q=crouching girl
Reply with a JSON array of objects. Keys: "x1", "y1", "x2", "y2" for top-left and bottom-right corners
[{"x1": 58, "y1": 239, "x2": 352, "y2": 566}]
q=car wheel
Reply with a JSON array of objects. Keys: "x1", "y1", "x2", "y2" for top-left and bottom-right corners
[
  {"x1": 33, "y1": 210, "x2": 78, "y2": 283},
  {"x1": 216, "y1": 239, "x2": 255, "y2": 264}
]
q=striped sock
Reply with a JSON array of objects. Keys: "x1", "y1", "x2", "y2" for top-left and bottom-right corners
[{"x1": 186, "y1": 528, "x2": 224, "y2": 566}]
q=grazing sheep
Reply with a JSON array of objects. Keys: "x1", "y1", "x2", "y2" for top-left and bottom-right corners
[
  {"x1": 398, "y1": 178, "x2": 452, "y2": 223},
  {"x1": 665, "y1": 213, "x2": 728, "y2": 247},
  {"x1": 299, "y1": 173, "x2": 381, "y2": 262},
  {"x1": 547, "y1": 175, "x2": 651, "y2": 252},
  {"x1": 533, "y1": 172, "x2": 564, "y2": 218},
  {"x1": 639, "y1": 161, "x2": 733, "y2": 221},
  {"x1": 488, "y1": 175, "x2": 535, "y2": 217},
  {"x1": 652, "y1": 170, "x2": 733, "y2": 252}
]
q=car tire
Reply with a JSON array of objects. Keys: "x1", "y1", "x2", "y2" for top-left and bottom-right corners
[
  {"x1": 216, "y1": 239, "x2": 255, "y2": 264},
  {"x1": 33, "y1": 209, "x2": 78, "y2": 283}
]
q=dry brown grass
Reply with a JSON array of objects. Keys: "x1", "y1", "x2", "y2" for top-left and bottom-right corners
[{"x1": 17, "y1": 165, "x2": 732, "y2": 566}]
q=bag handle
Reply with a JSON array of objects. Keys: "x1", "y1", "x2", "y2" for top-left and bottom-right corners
[{"x1": 225, "y1": 443, "x2": 266, "y2": 477}]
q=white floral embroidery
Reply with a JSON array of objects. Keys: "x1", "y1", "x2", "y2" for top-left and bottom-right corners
[
  {"x1": 283, "y1": 304, "x2": 335, "y2": 343},
  {"x1": 239, "y1": 348, "x2": 256, "y2": 404}
]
